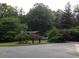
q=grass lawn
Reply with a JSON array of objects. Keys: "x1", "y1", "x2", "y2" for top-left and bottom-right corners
[
  {"x1": 0, "y1": 42, "x2": 17, "y2": 46},
  {"x1": 0, "y1": 40, "x2": 48, "y2": 46}
]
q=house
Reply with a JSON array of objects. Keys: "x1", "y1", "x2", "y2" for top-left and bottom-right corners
[
  {"x1": 27, "y1": 31, "x2": 48, "y2": 43},
  {"x1": 27, "y1": 31, "x2": 42, "y2": 43}
]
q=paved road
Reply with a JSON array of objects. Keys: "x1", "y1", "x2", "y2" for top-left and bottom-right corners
[{"x1": 0, "y1": 42, "x2": 79, "y2": 58}]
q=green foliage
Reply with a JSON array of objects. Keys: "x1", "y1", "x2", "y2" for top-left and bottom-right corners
[
  {"x1": 0, "y1": 3, "x2": 18, "y2": 18},
  {"x1": 15, "y1": 31, "x2": 29, "y2": 44},
  {"x1": 48, "y1": 27, "x2": 79, "y2": 43},
  {"x1": 0, "y1": 3, "x2": 27, "y2": 42},
  {"x1": 0, "y1": 17, "x2": 27, "y2": 42},
  {"x1": 49, "y1": 27, "x2": 79, "y2": 42},
  {"x1": 0, "y1": 17, "x2": 18, "y2": 42},
  {"x1": 1, "y1": 2, "x2": 79, "y2": 43},
  {"x1": 48, "y1": 2, "x2": 79, "y2": 43},
  {"x1": 48, "y1": 28, "x2": 66, "y2": 43},
  {"x1": 52, "y1": 9, "x2": 63, "y2": 28},
  {"x1": 62, "y1": 27, "x2": 79, "y2": 41},
  {"x1": 25, "y1": 3, "x2": 53, "y2": 35},
  {"x1": 60, "y1": 2, "x2": 74, "y2": 29}
]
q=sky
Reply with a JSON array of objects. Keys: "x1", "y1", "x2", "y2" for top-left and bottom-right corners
[{"x1": 0, "y1": 0, "x2": 79, "y2": 13}]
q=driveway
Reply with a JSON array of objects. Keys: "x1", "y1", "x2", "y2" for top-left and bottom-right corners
[{"x1": 0, "y1": 42, "x2": 79, "y2": 58}]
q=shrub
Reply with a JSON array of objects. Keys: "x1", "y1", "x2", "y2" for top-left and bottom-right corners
[
  {"x1": 48, "y1": 26, "x2": 79, "y2": 43},
  {"x1": 15, "y1": 31, "x2": 29, "y2": 44},
  {"x1": 68, "y1": 28, "x2": 79, "y2": 41},
  {"x1": 59, "y1": 28, "x2": 79, "y2": 41},
  {"x1": 3, "y1": 31, "x2": 17, "y2": 42},
  {"x1": 48, "y1": 28, "x2": 66, "y2": 43}
]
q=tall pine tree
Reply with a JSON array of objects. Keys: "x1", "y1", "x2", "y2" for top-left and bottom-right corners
[{"x1": 60, "y1": 2, "x2": 74, "y2": 29}]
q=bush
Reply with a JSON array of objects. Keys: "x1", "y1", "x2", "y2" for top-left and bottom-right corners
[
  {"x1": 3, "y1": 31, "x2": 17, "y2": 42},
  {"x1": 48, "y1": 26, "x2": 79, "y2": 43},
  {"x1": 61, "y1": 28, "x2": 79, "y2": 41},
  {"x1": 48, "y1": 28, "x2": 66, "y2": 43},
  {"x1": 15, "y1": 31, "x2": 29, "y2": 44},
  {"x1": 67, "y1": 28, "x2": 79, "y2": 41}
]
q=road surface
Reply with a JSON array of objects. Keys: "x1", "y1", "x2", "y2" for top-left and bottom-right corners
[{"x1": 0, "y1": 42, "x2": 79, "y2": 58}]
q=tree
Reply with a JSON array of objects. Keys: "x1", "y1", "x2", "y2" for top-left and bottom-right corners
[
  {"x1": 0, "y1": 3, "x2": 28, "y2": 42},
  {"x1": 0, "y1": 17, "x2": 18, "y2": 42},
  {"x1": 0, "y1": 3, "x2": 18, "y2": 18},
  {"x1": 60, "y1": 2, "x2": 74, "y2": 29},
  {"x1": 52, "y1": 9, "x2": 63, "y2": 28},
  {"x1": 0, "y1": 17, "x2": 27, "y2": 42},
  {"x1": 18, "y1": 8, "x2": 26, "y2": 23},
  {"x1": 73, "y1": 4, "x2": 79, "y2": 26},
  {"x1": 25, "y1": 3, "x2": 53, "y2": 35},
  {"x1": 74, "y1": 4, "x2": 79, "y2": 12}
]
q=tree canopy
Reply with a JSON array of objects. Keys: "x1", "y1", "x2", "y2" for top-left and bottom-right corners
[{"x1": 25, "y1": 3, "x2": 53, "y2": 35}]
